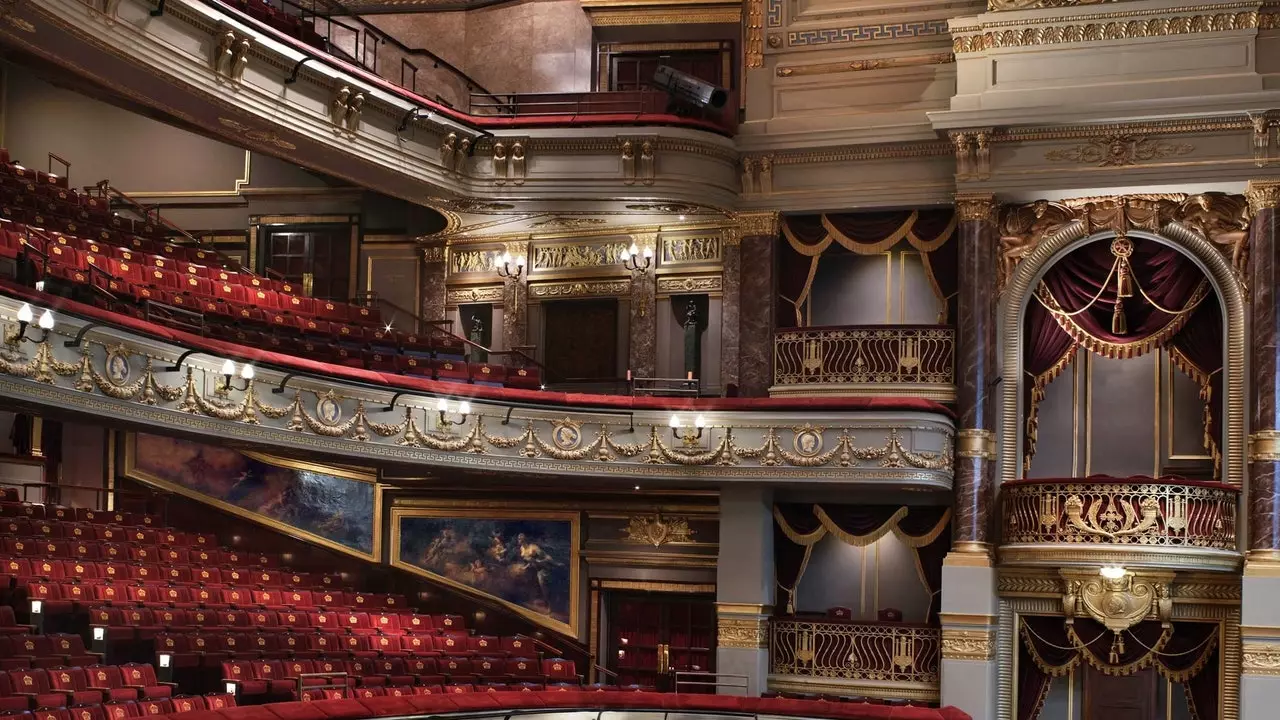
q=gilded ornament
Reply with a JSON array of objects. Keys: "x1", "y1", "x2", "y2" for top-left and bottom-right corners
[
  {"x1": 1249, "y1": 430, "x2": 1280, "y2": 462},
  {"x1": 791, "y1": 424, "x2": 825, "y2": 458},
  {"x1": 550, "y1": 418, "x2": 583, "y2": 451},
  {"x1": 954, "y1": 194, "x2": 995, "y2": 224},
  {"x1": 104, "y1": 345, "x2": 132, "y2": 387},
  {"x1": 421, "y1": 246, "x2": 446, "y2": 264},
  {"x1": 1045, "y1": 134, "x2": 1193, "y2": 167},
  {"x1": 771, "y1": 617, "x2": 940, "y2": 685},
  {"x1": 745, "y1": 0, "x2": 764, "y2": 68},
  {"x1": 1060, "y1": 569, "x2": 1173, "y2": 640},
  {"x1": 445, "y1": 285, "x2": 503, "y2": 304},
  {"x1": 1242, "y1": 643, "x2": 1280, "y2": 675},
  {"x1": 528, "y1": 280, "x2": 631, "y2": 298},
  {"x1": 622, "y1": 513, "x2": 696, "y2": 546},
  {"x1": 718, "y1": 617, "x2": 768, "y2": 649},
  {"x1": 217, "y1": 119, "x2": 296, "y2": 151},
  {"x1": 532, "y1": 241, "x2": 629, "y2": 270},
  {"x1": 315, "y1": 390, "x2": 343, "y2": 427},
  {"x1": 940, "y1": 628, "x2": 994, "y2": 661},
  {"x1": 657, "y1": 276, "x2": 723, "y2": 294},
  {"x1": 1247, "y1": 180, "x2": 1280, "y2": 214},
  {"x1": 735, "y1": 211, "x2": 781, "y2": 239},
  {"x1": 661, "y1": 236, "x2": 722, "y2": 264}
]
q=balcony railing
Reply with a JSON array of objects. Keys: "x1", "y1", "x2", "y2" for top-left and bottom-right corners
[
  {"x1": 771, "y1": 325, "x2": 955, "y2": 400},
  {"x1": 1000, "y1": 476, "x2": 1241, "y2": 571},
  {"x1": 768, "y1": 617, "x2": 940, "y2": 701}
]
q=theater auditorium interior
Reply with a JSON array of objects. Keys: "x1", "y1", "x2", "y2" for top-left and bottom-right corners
[{"x1": 0, "y1": 0, "x2": 1275, "y2": 718}]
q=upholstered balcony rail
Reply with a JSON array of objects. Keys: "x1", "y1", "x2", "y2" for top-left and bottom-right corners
[
  {"x1": 769, "y1": 617, "x2": 940, "y2": 700},
  {"x1": 0, "y1": 283, "x2": 955, "y2": 485},
  {"x1": 147, "y1": 690, "x2": 971, "y2": 720},
  {"x1": 999, "y1": 476, "x2": 1241, "y2": 571},
  {"x1": 772, "y1": 326, "x2": 955, "y2": 401}
]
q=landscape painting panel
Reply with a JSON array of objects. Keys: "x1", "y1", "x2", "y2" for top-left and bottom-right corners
[
  {"x1": 130, "y1": 433, "x2": 375, "y2": 556},
  {"x1": 398, "y1": 516, "x2": 574, "y2": 625}
]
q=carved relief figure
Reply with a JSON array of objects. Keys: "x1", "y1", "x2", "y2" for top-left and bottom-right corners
[
  {"x1": 741, "y1": 157, "x2": 757, "y2": 195},
  {"x1": 759, "y1": 155, "x2": 774, "y2": 195},
  {"x1": 997, "y1": 200, "x2": 1075, "y2": 287},
  {"x1": 639, "y1": 141, "x2": 655, "y2": 185},
  {"x1": 492, "y1": 141, "x2": 508, "y2": 184},
  {"x1": 343, "y1": 93, "x2": 364, "y2": 133},
  {"x1": 1176, "y1": 192, "x2": 1251, "y2": 276},
  {"x1": 213, "y1": 31, "x2": 236, "y2": 75},
  {"x1": 510, "y1": 142, "x2": 526, "y2": 185},
  {"x1": 456, "y1": 137, "x2": 472, "y2": 173},
  {"x1": 441, "y1": 133, "x2": 457, "y2": 170},
  {"x1": 621, "y1": 141, "x2": 636, "y2": 185},
  {"x1": 230, "y1": 39, "x2": 251, "y2": 82},
  {"x1": 330, "y1": 86, "x2": 351, "y2": 127}
]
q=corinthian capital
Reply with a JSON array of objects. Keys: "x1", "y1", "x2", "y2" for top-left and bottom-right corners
[
  {"x1": 955, "y1": 193, "x2": 998, "y2": 224},
  {"x1": 1246, "y1": 180, "x2": 1280, "y2": 215}
]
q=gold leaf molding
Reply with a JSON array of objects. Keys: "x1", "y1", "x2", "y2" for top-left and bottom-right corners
[
  {"x1": 940, "y1": 628, "x2": 995, "y2": 661},
  {"x1": 1243, "y1": 643, "x2": 1280, "y2": 676}
]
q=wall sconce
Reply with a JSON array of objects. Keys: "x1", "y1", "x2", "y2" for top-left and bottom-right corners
[
  {"x1": 219, "y1": 359, "x2": 255, "y2": 392},
  {"x1": 437, "y1": 398, "x2": 472, "y2": 429},
  {"x1": 497, "y1": 252, "x2": 526, "y2": 282},
  {"x1": 1099, "y1": 565, "x2": 1127, "y2": 580},
  {"x1": 10, "y1": 303, "x2": 55, "y2": 344},
  {"x1": 669, "y1": 414, "x2": 705, "y2": 446},
  {"x1": 622, "y1": 243, "x2": 653, "y2": 274}
]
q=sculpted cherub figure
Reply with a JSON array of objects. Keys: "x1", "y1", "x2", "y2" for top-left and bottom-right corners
[
  {"x1": 1177, "y1": 192, "x2": 1250, "y2": 276},
  {"x1": 997, "y1": 200, "x2": 1074, "y2": 287}
]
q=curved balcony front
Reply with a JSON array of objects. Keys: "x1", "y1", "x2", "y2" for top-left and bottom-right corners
[
  {"x1": 999, "y1": 475, "x2": 1241, "y2": 573},
  {"x1": 0, "y1": 284, "x2": 955, "y2": 486}
]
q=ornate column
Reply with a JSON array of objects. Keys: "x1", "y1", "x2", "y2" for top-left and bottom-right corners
[
  {"x1": 502, "y1": 279, "x2": 527, "y2": 353},
  {"x1": 939, "y1": 194, "x2": 999, "y2": 720},
  {"x1": 953, "y1": 193, "x2": 998, "y2": 552},
  {"x1": 720, "y1": 230, "x2": 742, "y2": 393},
  {"x1": 419, "y1": 243, "x2": 447, "y2": 323},
  {"x1": 737, "y1": 212, "x2": 780, "y2": 397},
  {"x1": 715, "y1": 486, "x2": 774, "y2": 696},
  {"x1": 628, "y1": 233, "x2": 657, "y2": 379},
  {"x1": 1243, "y1": 180, "x2": 1280, "y2": 720}
]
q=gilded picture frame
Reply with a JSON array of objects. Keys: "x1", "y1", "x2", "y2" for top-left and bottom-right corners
[
  {"x1": 120, "y1": 432, "x2": 383, "y2": 562},
  {"x1": 390, "y1": 506, "x2": 581, "y2": 637}
]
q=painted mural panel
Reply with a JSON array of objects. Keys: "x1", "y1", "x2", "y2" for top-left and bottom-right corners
[
  {"x1": 393, "y1": 509, "x2": 579, "y2": 634},
  {"x1": 126, "y1": 433, "x2": 378, "y2": 559}
]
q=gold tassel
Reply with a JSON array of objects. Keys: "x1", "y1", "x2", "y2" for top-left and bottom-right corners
[
  {"x1": 1116, "y1": 261, "x2": 1133, "y2": 298},
  {"x1": 1109, "y1": 633, "x2": 1124, "y2": 665},
  {"x1": 1112, "y1": 299, "x2": 1128, "y2": 335}
]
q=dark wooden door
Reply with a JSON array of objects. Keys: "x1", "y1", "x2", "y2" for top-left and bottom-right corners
[
  {"x1": 542, "y1": 299, "x2": 618, "y2": 381},
  {"x1": 1084, "y1": 665, "x2": 1157, "y2": 720},
  {"x1": 604, "y1": 592, "x2": 716, "y2": 692},
  {"x1": 261, "y1": 225, "x2": 352, "y2": 300}
]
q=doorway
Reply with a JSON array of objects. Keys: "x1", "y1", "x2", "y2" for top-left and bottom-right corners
[
  {"x1": 258, "y1": 223, "x2": 354, "y2": 300},
  {"x1": 604, "y1": 591, "x2": 716, "y2": 691},
  {"x1": 1084, "y1": 665, "x2": 1158, "y2": 719},
  {"x1": 542, "y1": 299, "x2": 618, "y2": 381}
]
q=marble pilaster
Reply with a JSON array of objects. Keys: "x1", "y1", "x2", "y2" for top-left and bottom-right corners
[
  {"x1": 952, "y1": 194, "x2": 998, "y2": 550},
  {"x1": 629, "y1": 266, "x2": 657, "y2": 379},
  {"x1": 420, "y1": 244, "x2": 447, "y2": 323},
  {"x1": 716, "y1": 486, "x2": 774, "y2": 696},
  {"x1": 1249, "y1": 181, "x2": 1280, "y2": 553},
  {"x1": 737, "y1": 214, "x2": 779, "y2": 398},
  {"x1": 502, "y1": 279, "x2": 528, "y2": 353},
  {"x1": 720, "y1": 236, "x2": 742, "y2": 393}
]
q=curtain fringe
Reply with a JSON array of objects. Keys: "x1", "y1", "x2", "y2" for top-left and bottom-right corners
[
  {"x1": 1169, "y1": 346, "x2": 1223, "y2": 476},
  {"x1": 1023, "y1": 345, "x2": 1078, "y2": 475},
  {"x1": 814, "y1": 506, "x2": 909, "y2": 547},
  {"x1": 1037, "y1": 280, "x2": 1210, "y2": 360},
  {"x1": 772, "y1": 505, "x2": 828, "y2": 546}
]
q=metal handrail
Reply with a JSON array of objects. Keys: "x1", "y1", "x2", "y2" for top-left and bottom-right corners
[
  {"x1": 0, "y1": 480, "x2": 169, "y2": 516},
  {"x1": 674, "y1": 671, "x2": 749, "y2": 692}
]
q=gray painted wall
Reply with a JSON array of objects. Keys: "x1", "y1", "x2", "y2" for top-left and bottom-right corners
[
  {"x1": 809, "y1": 248, "x2": 941, "y2": 327},
  {"x1": 793, "y1": 532, "x2": 931, "y2": 623}
]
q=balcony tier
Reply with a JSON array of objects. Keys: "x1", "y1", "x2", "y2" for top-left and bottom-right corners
[
  {"x1": 770, "y1": 325, "x2": 955, "y2": 401},
  {"x1": 999, "y1": 475, "x2": 1241, "y2": 573},
  {"x1": 768, "y1": 616, "x2": 940, "y2": 703}
]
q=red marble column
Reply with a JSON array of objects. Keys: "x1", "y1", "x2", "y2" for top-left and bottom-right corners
[
  {"x1": 720, "y1": 237, "x2": 742, "y2": 393},
  {"x1": 737, "y1": 213, "x2": 780, "y2": 398},
  {"x1": 953, "y1": 194, "x2": 999, "y2": 552},
  {"x1": 1248, "y1": 181, "x2": 1280, "y2": 553}
]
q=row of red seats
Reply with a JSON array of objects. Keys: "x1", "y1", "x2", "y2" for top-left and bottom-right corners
[
  {"x1": 224, "y1": 0, "x2": 326, "y2": 50},
  {"x1": 153, "y1": 631, "x2": 533, "y2": 664},
  {"x1": 88, "y1": 608, "x2": 456, "y2": 642},
  {"x1": 4, "y1": 521, "x2": 217, "y2": 547},
  {"x1": 12, "y1": 693, "x2": 236, "y2": 720},
  {"x1": 27, "y1": 584, "x2": 410, "y2": 620},
  {"x1": 5, "y1": 558, "x2": 343, "y2": 591},
  {"x1": 0, "y1": 505, "x2": 157, "y2": 526},
  {"x1": 0, "y1": 664, "x2": 173, "y2": 711},
  {"x1": 220, "y1": 657, "x2": 580, "y2": 701},
  {"x1": 0, "y1": 634, "x2": 100, "y2": 670}
]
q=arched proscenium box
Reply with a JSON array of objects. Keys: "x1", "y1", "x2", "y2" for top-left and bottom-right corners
[{"x1": 998, "y1": 220, "x2": 1248, "y2": 502}]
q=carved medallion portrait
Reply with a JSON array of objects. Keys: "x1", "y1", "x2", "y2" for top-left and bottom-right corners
[
  {"x1": 551, "y1": 419, "x2": 582, "y2": 451},
  {"x1": 792, "y1": 426, "x2": 824, "y2": 457},
  {"x1": 316, "y1": 391, "x2": 343, "y2": 427},
  {"x1": 105, "y1": 346, "x2": 131, "y2": 386}
]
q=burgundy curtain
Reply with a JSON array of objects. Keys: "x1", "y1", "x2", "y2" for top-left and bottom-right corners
[
  {"x1": 1019, "y1": 617, "x2": 1220, "y2": 720},
  {"x1": 777, "y1": 209, "x2": 958, "y2": 328},
  {"x1": 1039, "y1": 239, "x2": 1208, "y2": 358},
  {"x1": 773, "y1": 504, "x2": 823, "y2": 614},
  {"x1": 1023, "y1": 237, "x2": 1218, "y2": 474},
  {"x1": 1168, "y1": 297, "x2": 1224, "y2": 475}
]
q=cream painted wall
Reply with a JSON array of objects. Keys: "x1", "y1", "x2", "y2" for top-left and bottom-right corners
[
  {"x1": 367, "y1": 0, "x2": 593, "y2": 95},
  {"x1": 809, "y1": 249, "x2": 942, "y2": 327}
]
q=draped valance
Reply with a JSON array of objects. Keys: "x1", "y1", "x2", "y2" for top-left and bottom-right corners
[
  {"x1": 773, "y1": 504, "x2": 951, "y2": 622},
  {"x1": 1018, "y1": 616, "x2": 1219, "y2": 720},
  {"x1": 779, "y1": 210, "x2": 958, "y2": 328},
  {"x1": 1024, "y1": 236, "x2": 1223, "y2": 475}
]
